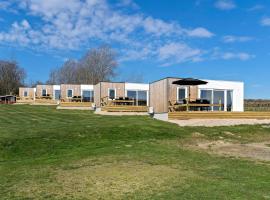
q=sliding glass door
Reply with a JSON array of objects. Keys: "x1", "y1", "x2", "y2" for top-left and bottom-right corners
[
  {"x1": 82, "y1": 90, "x2": 94, "y2": 102},
  {"x1": 138, "y1": 91, "x2": 147, "y2": 106},
  {"x1": 54, "y1": 90, "x2": 61, "y2": 100},
  {"x1": 213, "y1": 90, "x2": 224, "y2": 111},
  {"x1": 127, "y1": 90, "x2": 148, "y2": 106},
  {"x1": 227, "y1": 90, "x2": 233, "y2": 111},
  {"x1": 200, "y1": 89, "x2": 232, "y2": 111}
]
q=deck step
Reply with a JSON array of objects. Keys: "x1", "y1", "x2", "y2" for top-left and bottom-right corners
[
  {"x1": 102, "y1": 106, "x2": 148, "y2": 112},
  {"x1": 169, "y1": 112, "x2": 270, "y2": 119},
  {"x1": 60, "y1": 102, "x2": 93, "y2": 107}
]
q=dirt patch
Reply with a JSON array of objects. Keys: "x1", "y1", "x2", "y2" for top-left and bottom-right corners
[
  {"x1": 189, "y1": 139, "x2": 270, "y2": 162},
  {"x1": 170, "y1": 119, "x2": 270, "y2": 127},
  {"x1": 14, "y1": 160, "x2": 191, "y2": 199}
]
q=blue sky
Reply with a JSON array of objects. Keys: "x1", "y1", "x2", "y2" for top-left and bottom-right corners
[{"x1": 0, "y1": 0, "x2": 270, "y2": 98}]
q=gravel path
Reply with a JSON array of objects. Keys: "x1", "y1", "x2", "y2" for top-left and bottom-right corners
[{"x1": 169, "y1": 119, "x2": 270, "y2": 127}]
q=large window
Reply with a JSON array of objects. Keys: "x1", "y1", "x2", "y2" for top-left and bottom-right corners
[
  {"x1": 108, "y1": 89, "x2": 116, "y2": 100},
  {"x1": 67, "y1": 89, "x2": 73, "y2": 98},
  {"x1": 82, "y1": 90, "x2": 94, "y2": 102},
  {"x1": 42, "y1": 89, "x2": 47, "y2": 96},
  {"x1": 200, "y1": 89, "x2": 233, "y2": 111},
  {"x1": 24, "y1": 91, "x2": 28, "y2": 97},
  {"x1": 127, "y1": 90, "x2": 148, "y2": 106},
  {"x1": 177, "y1": 87, "x2": 187, "y2": 102}
]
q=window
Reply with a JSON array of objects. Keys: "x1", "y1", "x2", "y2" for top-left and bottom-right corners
[
  {"x1": 42, "y1": 89, "x2": 47, "y2": 96},
  {"x1": 177, "y1": 87, "x2": 186, "y2": 102},
  {"x1": 24, "y1": 91, "x2": 28, "y2": 97},
  {"x1": 127, "y1": 90, "x2": 148, "y2": 106},
  {"x1": 82, "y1": 90, "x2": 94, "y2": 102},
  {"x1": 67, "y1": 89, "x2": 73, "y2": 98},
  {"x1": 108, "y1": 89, "x2": 116, "y2": 100}
]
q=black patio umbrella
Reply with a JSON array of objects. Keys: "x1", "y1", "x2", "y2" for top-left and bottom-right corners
[
  {"x1": 172, "y1": 78, "x2": 208, "y2": 86},
  {"x1": 172, "y1": 78, "x2": 208, "y2": 102}
]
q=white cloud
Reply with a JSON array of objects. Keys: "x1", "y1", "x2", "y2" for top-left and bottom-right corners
[
  {"x1": 187, "y1": 27, "x2": 214, "y2": 38},
  {"x1": 247, "y1": 4, "x2": 264, "y2": 12},
  {"x1": 211, "y1": 48, "x2": 254, "y2": 61},
  {"x1": 221, "y1": 52, "x2": 254, "y2": 61},
  {"x1": 158, "y1": 43, "x2": 203, "y2": 66},
  {"x1": 0, "y1": 0, "x2": 18, "y2": 13},
  {"x1": 0, "y1": 0, "x2": 215, "y2": 66},
  {"x1": 116, "y1": 0, "x2": 139, "y2": 9},
  {"x1": 223, "y1": 35, "x2": 253, "y2": 43},
  {"x1": 215, "y1": 0, "x2": 236, "y2": 10},
  {"x1": 261, "y1": 17, "x2": 270, "y2": 26}
]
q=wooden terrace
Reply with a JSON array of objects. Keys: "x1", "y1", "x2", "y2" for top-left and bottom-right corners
[{"x1": 100, "y1": 96, "x2": 148, "y2": 112}]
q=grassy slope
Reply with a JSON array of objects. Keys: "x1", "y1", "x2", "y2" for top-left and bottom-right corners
[{"x1": 0, "y1": 105, "x2": 270, "y2": 199}]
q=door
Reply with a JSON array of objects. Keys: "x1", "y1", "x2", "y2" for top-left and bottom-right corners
[
  {"x1": 213, "y1": 90, "x2": 224, "y2": 111},
  {"x1": 227, "y1": 90, "x2": 233, "y2": 111},
  {"x1": 138, "y1": 91, "x2": 147, "y2": 106},
  {"x1": 54, "y1": 90, "x2": 61, "y2": 100},
  {"x1": 127, "y1": 90, "x2": 137, "y2": 105},
  {"x1": 82, "y1": 90, "x2": 91, "y2": 102}
]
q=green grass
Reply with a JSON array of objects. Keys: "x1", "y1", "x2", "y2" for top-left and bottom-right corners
[{"x1": 1, "y1": 105, "x2": 270, "y2": 199}]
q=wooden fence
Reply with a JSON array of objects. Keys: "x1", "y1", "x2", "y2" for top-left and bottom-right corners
[{"x1": 245, "y1": 99, "x2": 270, "y2": 111}]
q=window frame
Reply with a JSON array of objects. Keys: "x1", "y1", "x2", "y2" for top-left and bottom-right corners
[
  {"x1": 24, "y1": 90, "x2": 28, "y2": 97},
  {"x1": 176, "y1": 86, "x2": 188, "y2": 102},
  {"x1": 67, "y1": 89, "x2": 73, "y2": 98},
  {"x1": 108, "y1": 88, "x2": 116, "y2": 100},
  {"x1": 42, "y1": 89, "x2": 47, "y2": 96}
]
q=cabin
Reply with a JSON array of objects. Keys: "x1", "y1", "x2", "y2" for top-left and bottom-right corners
[
  {"x1": 18, "y1": 87, "x2": 36, "y2": 101},
  {"x1": 60, "y1": 84, "x2": 82, "y2": 102},
  {"x1": 35, "y1": 85, "x2": 61, "y2": 100},
  {"x1": 94, "y1": 82, "x2": 149, "y2": 112},
  {"x1": 57, "y1": 84, "x2": 94, "y2": 108},
  {"x1": 36, "y1": 85, "x2": 53, "y2": 99},
  {"x1": 149, "y1": 77, "x2": 244, "y2": 120}
]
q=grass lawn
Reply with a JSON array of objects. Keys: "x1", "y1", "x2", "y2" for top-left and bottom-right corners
[{"x1": 1, "y1": 105, "x2": 270, "y2": 199}]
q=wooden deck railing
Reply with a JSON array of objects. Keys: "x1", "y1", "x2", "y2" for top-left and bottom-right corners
[
  {"x1": 100, "y1": 96, "x2": 136, "y2": 107},
  {"x1": 168, "y1": 100, "x2": 224, "y2": 112}
]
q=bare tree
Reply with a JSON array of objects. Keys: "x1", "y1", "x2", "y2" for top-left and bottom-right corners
[
  {"x1": 80, "y1": 45, "x2": 118, "y2": 84},
  {"x1": 0, "y1": 60, "x2": 26, "y2": 95},
  {"x1": 121, "y1": 72, "x2": 145, "y2": 83},
  {"x1": 29, "y1": 80, "x2": 44, "y2": 87},
  {"x1": 47, "y1": 45, "x2": 118, "y2": 84},
  {"x1": 46, "y1": 69, "x2": 58, "y2": 85}
]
